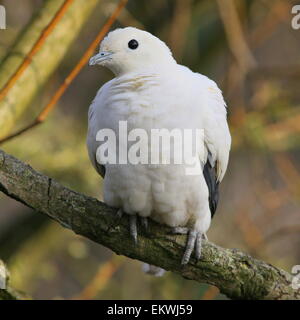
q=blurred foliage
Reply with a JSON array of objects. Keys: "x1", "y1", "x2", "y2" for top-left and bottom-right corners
[{"x1": 0, "y1": 0, "x2": 299, "y2": 300}]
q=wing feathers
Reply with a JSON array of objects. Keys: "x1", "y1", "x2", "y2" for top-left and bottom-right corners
[{"x1": 203, "y1": 157, "x2": 219, "y2": 217}]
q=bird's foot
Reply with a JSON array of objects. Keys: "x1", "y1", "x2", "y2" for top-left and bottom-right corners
[
  {"x1": 117, "y1": 210, "x2": 148, "y2": 244},
  {"x1": 130, "y1": 215, "x2": 149, "y2": 244},
  {"x1": 129, "y1": 215, "x2": 138, "y2": 243},
  {"x1": 117, "y1": 208, "x2": 123, "y2": 219},
  {"x1": 172, "y1": 227, "x2": 206, "y2": 265},
  {"x1": 141, "y1": 217, "x2": 148, "y2": 230}
]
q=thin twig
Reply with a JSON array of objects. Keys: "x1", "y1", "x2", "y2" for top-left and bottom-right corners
[
  {"x1": 0, "y1": 0, "x2": 74, "y2": 102},
  {"x1": 72, "y1": 256, "x2": 122, "y2": 300},
  {"x1": 250, "y1": 0, "x2": 292, "y2": 48},
  {"x1": 264, "y1": 225, "x2": 300, "y2": 243},
  {"x1": 201, "y1": 285, "x2": 219, "y2": 300},
  {"x1": 234, "y1": 208, "x2": 265, "y2": 252},
  {"x1": 255, "y1": 181, "x2": 289, "y2": 215},
  {"x1": 168, "y1": 0, "x2": 192, "y2": 61},
  {"x1": 0, "y1": 0, "x2": 128, "y2": 145},
  {"x1": 274, "y1": 154, "x2": 300, "y2": 199},
  {"x1": 216, "y1": 0, "x2": 256, "y2": 74}
]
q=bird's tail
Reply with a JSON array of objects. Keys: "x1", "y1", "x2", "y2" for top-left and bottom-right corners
[{"x1": 142, "y1": 263, "x2": 166, "y2": 277}]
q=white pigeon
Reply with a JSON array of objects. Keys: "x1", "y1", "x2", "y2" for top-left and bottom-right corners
[{"x1": 87, "y1": 27, "x2": 231, "y2": 269}]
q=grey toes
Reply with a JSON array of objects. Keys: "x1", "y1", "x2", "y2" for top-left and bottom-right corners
[
  {"x1": 118, "y1": 210, "x2": 148, "y2": 244},
  {"x1": 117, "y1": 208, "x2": 123, "y2": 219},
  {"x1": 181, "y1": 230, "x2": 203, "y2": 265},
  {"x1": 195, "y1": 233, "x2": 202, "y2": 260},
  {"x1": 141, "y1": 217, "x2": 148, "y2": 230},
  {"x1": 171, "y1": 226, "x2": 203, "y2": 264},
  {"x1": 181, "y1": 230, "x2": 197, "y2": 265},
  {"x1": 120, "y1": 211, "x2": 149, "y2": 244},
  {"x1": 129, "y1": 215, "x2": 138, "y2": 244}
]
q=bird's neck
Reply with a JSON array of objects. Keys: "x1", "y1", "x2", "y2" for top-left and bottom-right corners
[
  {"x1": 110, "y1": 56, "x2": 177, "y2": 78},
  {"x1": 114, "y1": 61, "x2": 178, "y2": 79}
]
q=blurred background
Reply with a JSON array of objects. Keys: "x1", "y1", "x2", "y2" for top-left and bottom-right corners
[{"x1": 0, "y1": 0, "x2": 299, "y2": 300}]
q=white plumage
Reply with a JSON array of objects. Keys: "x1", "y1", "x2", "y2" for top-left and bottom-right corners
[{"x1": 87, "y1": 27, "x2": 231, "y2": 268}]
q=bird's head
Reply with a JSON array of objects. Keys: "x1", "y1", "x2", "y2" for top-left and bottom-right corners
[{"x1": 89, "y1": 27, "x2": 176, "y2": 76}]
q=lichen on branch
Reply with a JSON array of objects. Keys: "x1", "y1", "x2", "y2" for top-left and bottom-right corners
[{"x1": 0, "y1": 149, "x2": 299, "y2": 300}]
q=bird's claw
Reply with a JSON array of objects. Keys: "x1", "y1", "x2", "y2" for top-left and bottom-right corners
[
  {"x1": 181, "y1": 230, "x2": 202, "y2": 265},
  {"x1": 117, "y1": 208, "x2": 123, "y2": 219},
  {"x1": 117, "y1": 210, "x2": 148, "y2": 244},
  {"x1": 141, "y1": 217, "x2": 148, "y2": 230},
  {"x1": 129, "y1": 215, "x2": 149, "y2": 244},
  {"x1": 129, "y1": 215, "x2": 138, "y2": 243},
  {"x1": 172, "y1": 227, "x2": 206, "y2": 265}
]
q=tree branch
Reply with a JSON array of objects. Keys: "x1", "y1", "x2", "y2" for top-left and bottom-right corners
[
  {"x1": 0, "y1": 149, "x2": 299, "y2": 300},
  {"x1": 0, "y1": 0, "x2": 99, "y2": 138}
]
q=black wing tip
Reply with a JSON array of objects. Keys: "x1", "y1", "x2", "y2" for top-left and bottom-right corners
[{"x1": 203, "y1": 161, "x2": 219, "y2": 218}]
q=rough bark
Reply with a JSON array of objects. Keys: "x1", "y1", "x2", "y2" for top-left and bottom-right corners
[
  {"x1": 0, "y1": 0, "x2": 99, "y2": 138},
  {"x1": 0, "y1": 149, "x2": 299, "y2": 300}
]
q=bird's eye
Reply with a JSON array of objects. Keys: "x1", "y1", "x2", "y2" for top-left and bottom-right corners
[{"x1": 128, "y1": 39, "x2": 139, "y2": 50}]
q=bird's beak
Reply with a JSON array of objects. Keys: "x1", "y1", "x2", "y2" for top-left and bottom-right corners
[{"x1": 89, "y1": 51, "x2": 113, "y2": 66}]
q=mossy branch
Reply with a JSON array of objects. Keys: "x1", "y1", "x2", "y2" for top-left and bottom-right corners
[{"x1": 0, "y1": 149, "x2": 299, "y2": 300}]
